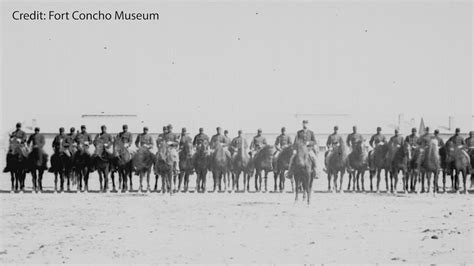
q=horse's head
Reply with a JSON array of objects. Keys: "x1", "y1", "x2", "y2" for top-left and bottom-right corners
[{"x1": 182, "y1": 141, "x2": 194, "y2": 158}]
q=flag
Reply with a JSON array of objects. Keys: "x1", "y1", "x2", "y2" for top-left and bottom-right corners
[{"x1": 419, "y1": 117, "x2": 425, "y2": 134}]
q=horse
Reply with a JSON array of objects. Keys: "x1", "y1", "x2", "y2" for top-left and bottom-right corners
[
  {"x1": 231, "y1": 141, "x2": 252, "y2": 192},
  {"x1": 347, "y1": 141, "x2": 369, "y2": 192},
  {"x1": 49, "y1": 146, "x2": 67, "y2": 192},
  {"x1": 132, "y1": 147, "x2": 155, "y2": 192},
  {"x1": 4, "y1": 139, "x2": 28, "y2": 192},
  {"x1": 387, "y1": 142, "x2": 411, "y2": 193},
  {"x1": 292, "y1": 142, "x2": 313, "y2": 204},
  {"x1": 252, "y1": 145, "x2": 275, "y2": 192},
  {"x1": 154, "y1": 141, "x2": 175, "y2": 194},
  {"x1": 417, "y1": 140, "x2": 441, "y2": 193},
  {"x1": 209, "y1": 142, "x2": 230, "y2": 192},
  {"x1": 112, "y1": 139, "x2": 133, "y2": 192},
  {"x1": 439, "y1": 145, "x2": 449, "y2": 192},
  {"x1": 368, "y1": 143, "x2": 389, "y2": 193},
  {"x1": 445, "y1": 141, "x2": 471, "y2": 193},
  {"x1": 193, "y1": 142, "x2": 209, "y2": 193},
  {"x1": 27, "y1": 147, "x2": 48, "y2": 193},
  {"x1": 325, "y1": 142, "x2": 349, "y2": 193},
  {"x1": 178, "y1": 141, "x2": 194, "y2": 192},
  {"x1": 73, "y1": 143, "x2": 93, "y2": 192},
  {"x1": 92, "y1": 142, "x2": 113, "y2": 192},
  {"x1": 273, "y1": 146, "x2": 293, "y2": 192}
]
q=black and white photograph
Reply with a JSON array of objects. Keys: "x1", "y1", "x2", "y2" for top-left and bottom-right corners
[{"x1": 0, "y1": 0, "x2": 473, "y2": 264}]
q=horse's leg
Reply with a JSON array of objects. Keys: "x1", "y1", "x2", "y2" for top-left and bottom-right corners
[
  {"x1": 31, "y1": 170, "x2": 38, "y2": 193},
  {"x1": 177, "y1": 171, "x2": 184, "y2": 192},
  {"x1": 327, "y1": 172, "x2": 331, "y2": 192},
  {"x1": 376, "y1": 169, "x2": 381, "y2": 193},
  {"x1": 294, "y1": 176, "x2": 299, "y2": 202},
  {"x1": 184, "y1": 172, "x2": 189, "y2": 192},
  {"x1": 306, "y1": 174, "x2": 311, "y2": 205},
  {"x1": 369, "y1": 170, "x2": 374, "y2": 191},
  {"x1": 462, "y1": 170, "x2": 467, "y2": 194},
  {"x1": 154, "y1": 174, "x2": 159, "y2": 191},
  {"x1": 54, "y1": 172, "x2": 58, "y2": 192},
  {"x1": 264, "y1": 171, "x2": 268, "y2": 192},
  {"x1": 360, "y1": 171, "x2": 366, "y2": 191},
  {"x1": 38, "y1": 169, "x2": 44, "y2": 192},
  {"x1": 333, "y1": 172, "x2": 338, "y2": 192},
  {"x1": 384, "y1": 169, "x2": 389, "y2": 192},
  {"x1": 274, "y1": 171, "x2": 278, "y2": 192},
  {"x1": 105, "y1": 168, "x2": 109, "y2": 192},
  {"x1": 442, "y1": 170, "x2": 447, "y2": 193},
  {"x1": 339, "y1": 171, "x2": 344, "y2": 193},
  {"x1": 161, "y1": 174, "x2": 166, "y2": 193},
  {"x1": 347, "y1": 172, "x2": 352, "y2": 191},
  {"x1": 394, "y1": 169, "x2": 399, "y2": 193},
  {"x1": 10, "y1": 172, "x2": 14, "y2": 192}
]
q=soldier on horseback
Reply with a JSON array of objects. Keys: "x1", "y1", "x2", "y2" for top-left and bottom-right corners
[
  {"x1": 287, "y1": 120, "x2": 319, "y2": 179},
  {"x1": 230, "y1": 130, "x2": 249, "y2": 158},
  {"x1": 3, "y1": 122, "x2": 28, "y2": 173},
  {"x1": 433, "y1": 129, "x2": 445, "y2": 147},
  {"x1": 117, "y1": 124, "x2": 133, "y2": 151},
  {"x1": 224, "y1": 130, "x2": 232, "y2": 147},
  {"x1": 417, "y1": 127, "x2": 433, "y2": 149},
  {"x1": 274, "y1": 127, "x2": 292, "y2": 156},
  {"x1": 193, "y1": 127, "x2": 210, "y2": 149},
  {"x1": 94, "y1": 125, "x2": 113, "y2": 150},
  {"x1": 157, "y1": 126, "x2": 168, "y2": 145},
  {"x1": 346, "y1": 126, "x2": 364, "y2": 149},
  {"x1": 27, "y1": 127, "x2": 48, "y2": 170},
  {"x1": 135, "y1": 126, "x2": 154, "y2": 150},
  {"x1": 369, "y1": 127, "x2": 387, "y2": 148},
  {"x1": 63, "y1": 127, "x2": 76, "y2": 157},
  {"x1": 75, "y1": 125, "x2": 93, "y2": 154},
  {"x1": 163, "y1": 124, "x2": 180, "y2": 174},
  {"x1": 52, "y1": 127, "x2": 66, "y2": 153},
  {"x1": 250, "y1": 129, "x2": 267, "y2": 157},
  {"x1": 326, "y1": 126, "x2": 344, "y2": 149},
  {"x1": 448, "y1": 128, "x2": 465, "y2": 147},
  {"x1": 388, "y1": 129, "x2": 404, "y2": 147},
  {"x1": 179, "y1": 127, "x2": 193, "y2": 150}
]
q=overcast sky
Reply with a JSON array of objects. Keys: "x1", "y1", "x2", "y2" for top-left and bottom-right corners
[{"x1": 1, "y1": 0, "x2": 472, "y2": 134}]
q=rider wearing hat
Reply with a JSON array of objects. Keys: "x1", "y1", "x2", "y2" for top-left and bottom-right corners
[
  {"x1": 250, "y1": 128, "x2": 268, "y2": 156},
  {"x1": 465, "y1": 131, "x2": 474, "y2": 149},
  {"x1": 346, "y1": 126, "x2": 364, "y2": 149},
  {"x1": 27, "y1": 127, "x2": 48, "y2": 170},
  {"x1": 448, "y1": 128, "x2": 465, "y2": 147},
  {"x1": 405, "y1": 128, "x2": 419, "y2": 148},
  {"x1": 93, "y1": 125, "x2": 113, "y2": 149},
  {"x1": 157, "y1": 126, "x2": 168, "y2": 145},
  {"x1": 287, "y1": 120, "x2": 319, "y2": 179},
  {"x1": 326, "y1": 126, "x2": 344, "y2": 149},
  {"x1": 135, "y1": 126, "x2": 154, "y2": 150},
  {"x1": 417, "y1": 127, "x2": 433, "y2": 148},
  {"x1": 10, "y1": 122, "x2": 27, "y2": 144},
  {"x1": 369, "y1": 127, "x2": 387, "y2": 148},
  {"x1": 52, "y1": 127, "x2": 66, "y2": 152},
  {"x1": 230, "y1": 130, "x2": 249, "y2": 157},
  {"x1": 74, "y1": 125, "x2": 92, "y2": 146},
  {"x1": 274, "y1": 127, "x2": 292, "y2": 153},
  {"x1": 179, "y1": 127, "x2": 193, "y2": 150},
  {"x1": 163, "y1": 124, "x2": 180, "y2": 174},
  {"x1": 63, "y1": 127, "x2": 76, "y2": 157},
  {"x1": 210, "y1": 127, "x2": 232, "y2": 161},
  {"x1": 193, "y1": 127, "x2": 210, "y2": 148},
  {"x1": 433, "y1": 129, "x2": 445, "y2": 147},
  {"x1": 117, "y1": 124, "x2": 133, "y2": 149},
  {"x1": 388, "y1": 129, "x2": 404, "y2": 147}
]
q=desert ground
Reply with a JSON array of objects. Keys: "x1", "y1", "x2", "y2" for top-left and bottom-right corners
[{"x1": 0, "y1": 170, "x2": 473, "y2": 264}]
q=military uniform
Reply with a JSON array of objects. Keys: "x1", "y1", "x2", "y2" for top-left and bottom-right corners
[
  {"x1": 27, "y1": 133, "x2": 46, "y2": 148},
  {"x1": 466, "y1": 136, "x2": 474, "y2": 148},
  {"x1": 388, "y1": 135, "x2": 404, "y2": 146},
  {"x1": 193, "y1": 133, "x2": 210, "y2": 146},
  {"x1": 250, "y1": 135, "x2": 267, "y2": 151},
  {"x1": 295, "y1": 129, "x2": 317, "y2": 148},
  {"x1": 417, "y1": 133, "x2": 433, "y2": 148},
  {"x1": 179, "y1": 134, "x2": 193, "y2": 149},
  {"x1": 52, "y1": 133, "x2": 66, "y2": 151},
  {"x1": 275, "y1": 134, "x2": 292, "y2": 150},
  {"x1": 210, "y1": 134, "x2": 227, "y2": 149},
  {"x1": 231, "y1": 136, "x2": 249, "y2": 151},
  {"x1": 369, "y1": 133, "x2": 386, "y2": 147},
  {"x1": 326, "y1": 133, "x2": 344, "y2": 147},
  {"x1": 10, "y1": 129, "x2": 27, "y2": 144},
  {"x1": 156, "y1": 133, "x2": 166, "y2": 145},
  {"x1": 135, "y1": 133, "x2": 154, "y2": 149},
  {"x1": 117, "y1": 131, "x2": 133, "y2": 146},
  {"x1": 346, "y1": 132, "x2": 364, "y2": 147},
  {"x1": 163, "y1": 132, "x2": 180, "y2": 146},
  {"x1": 93, "y1": 133, "x2": 113, "y2": 147},
  {"x1": 405, "y1": 134, "x2": 419, "y2": 147},
  {"x1": 448, "y1": 135, "x2": 465, "y2": 146},
  {"x1": 63, "y1": 133, "x2": 76, "y2": 157},
  {"x1": 223, "y1": 135, "x2": 232, "y2": 146},
  {"x1": 75, "y1": 132, "x2": 92, "y2": 145}
]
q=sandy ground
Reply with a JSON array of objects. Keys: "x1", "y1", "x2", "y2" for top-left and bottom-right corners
[{"x1": 0, "y1": 171, "x2": 473, "y2": 264}]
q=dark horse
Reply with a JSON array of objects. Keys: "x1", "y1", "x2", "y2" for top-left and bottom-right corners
[
  {"x1": 273, "y1": 146, "x2": 293, "y2": 192},
  {"x1": 325, "y1": 142, "x2": 348, "y2": 193},
  {"x1": 92, "y1": 143, "x2": 113, "y2": 192},
  {"x1": 252, "y1": 146, "x2": 275, "y2": 192},
  {"x1": 193, "y1": 142, "x2": 209, "y2": 193},
  {"x1": 27, "y1": 146, "x2": 48, "y2": 192},
  {"x1": 73, "y1": 143, "x2": 93, "y2": 192},
  {"x1": 49, "y1": 146, "x2": 67, "y2": 192},
  {"x1": 154, "y1": 141, "x2": 174, "y2": 194},
  {"x1": 178, "y1": 141, "x2": 194, "y2": 192},
  {"x1": 293, "y1": 142, "x2": 313, "y2": 204},
  {"x1": 368, "y1": 143, "x2": 389, "y2": 193},
  {"x1": 231, "y1": 141, "x2": 252, "y2": 192},
  {"x1": 347, "y1": 141, "x2": 369, "y2": 192},
  {"x1": 445, "y1": 141, "x2": 471, "y2": 193},
  {"x1": 210, "y1": 142, "x2": 230, "y2": 192},
  {"x1": 4, "y1": 139, "x2": 28, "y2": 192},
  {"x1": 387, "y1": 142, "x2": 411, "y2": 193},
  {"x1": 111, "y1": 139, "x2": 133, "y2": 192},
  {"x1": 132, "y1": 147, "x2": 155, "y2": 192}
]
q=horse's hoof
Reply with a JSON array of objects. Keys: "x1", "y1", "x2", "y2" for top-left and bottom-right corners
[
  {"x1": 376, "y1": 190, "x2": 380, "y2": 194},
  {"x1": 10, "y1": 190, "x2": 14, "y2": 194}
]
